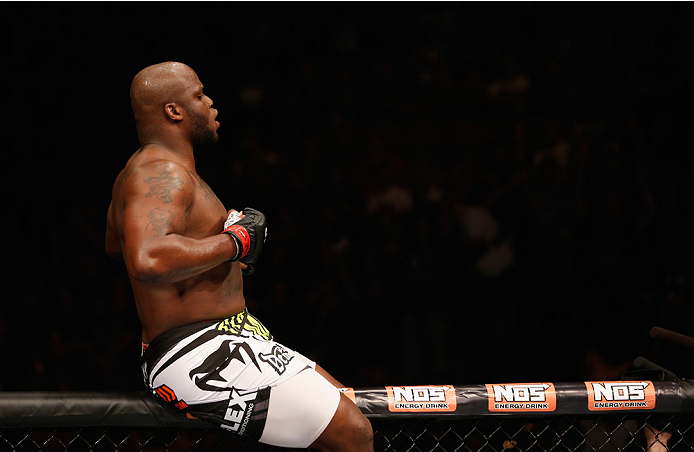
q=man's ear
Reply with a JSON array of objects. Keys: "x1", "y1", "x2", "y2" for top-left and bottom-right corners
[{"x1": 164, "y1": 103, "x2": 184, "y2": 122}]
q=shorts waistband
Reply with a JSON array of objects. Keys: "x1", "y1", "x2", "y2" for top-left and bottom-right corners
[
  {"x1": 141, "y1": 319, "x2": 216, "y2": 369},
  {"x1": 141, "y1": 309, "x2": 273, "y2": 375}
]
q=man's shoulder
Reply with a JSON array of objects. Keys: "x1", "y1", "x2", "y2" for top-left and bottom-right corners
[
  {"x1": 122, "y1": 150, "x2": 193, "y2": 187},
  {"x1": 118, "y1": 152, "x2": 196, "y2": 203},
  {"x1": 129, "y1": 146, "x2": 189, "y2": 174}
]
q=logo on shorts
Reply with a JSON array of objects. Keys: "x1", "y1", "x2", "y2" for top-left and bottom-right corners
[
  {"x1": 386, "y1": 385, "x2": 456, "y2": 412},
  {"x1": 153, "y1": 384, "x2": 188, "y2": 410},
  {"x1": 221, "y1": 388, "x2": 257, "y2": 435},
  {"x1": 585, "y1": 381, "x2": 656, "y2": 411},
  {"x1": 217, "y1": 311, "x2": 272, "y2": 340},
  {"x1": 189, "y1": 340, "x2": 261, "y2": 392},
  {"x1": 259, "y1": 344, "x2": 294, "y2": 375},
  {"x1": 485, "y1": 383, "x2": 557, "y2": 412}
]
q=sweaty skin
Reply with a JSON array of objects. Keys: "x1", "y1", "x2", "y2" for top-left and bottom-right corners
[
  {"x1": 105, "y1": 62, "x2": 373, "y2": 451},
  {"x1": 105, "y1": 62, "x2": 241, "y2": 343}
]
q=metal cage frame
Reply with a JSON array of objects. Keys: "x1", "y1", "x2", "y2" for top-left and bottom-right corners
[{"x1": 1, "y1": 379, "x2": 693, "y2": 451}]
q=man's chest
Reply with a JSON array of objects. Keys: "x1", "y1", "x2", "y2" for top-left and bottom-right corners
[{"x1": 186, "y1": 172, "x2": 227, "y2": 237}]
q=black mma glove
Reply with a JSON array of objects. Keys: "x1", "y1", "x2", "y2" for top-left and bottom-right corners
[{"x1": 222, "y1": 208, "x2": 267, "y2": 272}]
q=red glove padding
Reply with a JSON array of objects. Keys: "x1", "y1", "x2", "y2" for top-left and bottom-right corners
[{"x1": 222, "y1": 208, "x2": 267, "y2": 264}]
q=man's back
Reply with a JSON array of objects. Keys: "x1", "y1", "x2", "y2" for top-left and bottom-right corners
[{"x1": 106, "y1": 145, "x2": 245, "y2": 343}]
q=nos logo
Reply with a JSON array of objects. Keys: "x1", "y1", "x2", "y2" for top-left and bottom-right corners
[
  {"x1": 585, "y1": 381, "x2": 656, "y2": 411},
  {"x1": 386, "y1": 385, "x2": 457, "y2": 412},
  {"x1": 485, "y1": 383, "x2": 557, "y2": 412}
]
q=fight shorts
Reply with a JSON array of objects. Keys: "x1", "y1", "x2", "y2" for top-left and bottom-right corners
[{"x1": 141, "y1": 309, "x2": 340, "y2": 447}]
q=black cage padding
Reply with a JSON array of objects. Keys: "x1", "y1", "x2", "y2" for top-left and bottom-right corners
[{"x1": 1, "y1": 381, "x2": 694, "y2": 452}]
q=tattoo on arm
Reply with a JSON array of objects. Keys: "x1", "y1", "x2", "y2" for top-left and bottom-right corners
[
  {"x1": 146, "y1": 207, "x2": 174, "y2": 234},
  {"x1": 144, "y1": 169, "x2": 184, "y2": 203}
]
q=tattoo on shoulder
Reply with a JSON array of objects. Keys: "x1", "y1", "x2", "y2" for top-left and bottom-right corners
[
  {"x1": 146, "y1": 207, "x2": 173, "y2": 233},
  {"x1": 144, "y1": 169, "x2": 184, "y2": 203}
]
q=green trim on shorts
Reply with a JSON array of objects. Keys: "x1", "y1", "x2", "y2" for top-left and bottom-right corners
[{"x1": 217, "y1": 308, "x2": 272, "y2": 340}]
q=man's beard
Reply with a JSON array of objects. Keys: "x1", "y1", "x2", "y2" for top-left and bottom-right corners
[{"x1": 189, "y1": 110, "x2": 219, "y2": 146}]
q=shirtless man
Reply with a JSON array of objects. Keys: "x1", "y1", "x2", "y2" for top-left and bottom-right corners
[{"x1": 105, "y1": 61, "x2": 373, "y2": 450}]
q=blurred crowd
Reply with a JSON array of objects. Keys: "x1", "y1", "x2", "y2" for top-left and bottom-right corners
[{"x1": 4, "y1": 6, "x2": 692, "y2": 393}]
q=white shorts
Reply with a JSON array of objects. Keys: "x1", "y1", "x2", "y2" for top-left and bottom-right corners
[
  {"x1": 140, "y1": 309, "x2": 340, "y2": 446},
  {"x1": 259, "y1": 367, "x2": 341, "y2": 447}
]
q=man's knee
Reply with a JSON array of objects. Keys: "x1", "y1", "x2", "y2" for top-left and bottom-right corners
[
  {"x1": 344, "y1": 406, "x2": 373, "y2": 445},
  {"x1": 312, "y1": 394, "x2": 374, "y2": 451},
  {"x1": 353, "y1": 412, "x2": 374, "y2": 446},
  {"x1": 336, "y1": 398, "x2": 374, "y2": 448}
]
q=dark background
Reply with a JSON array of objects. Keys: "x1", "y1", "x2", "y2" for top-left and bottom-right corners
[{"x1": 5, "y1": 2, "x2": 693, "y2": 392}]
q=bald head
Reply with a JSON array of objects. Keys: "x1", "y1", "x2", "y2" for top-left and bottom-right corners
[
  {"x1": 129, "y1": 62, "x2": 219, "y2": 148},
  {"x1": 130, "y1": 62, "x2": 199, "y2": 122}
]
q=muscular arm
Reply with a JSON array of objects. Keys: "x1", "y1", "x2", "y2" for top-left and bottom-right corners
[
  {"x1": 105, "y1": 202, "x2": 123, "y2": 261},
  {"x1": 122, "y1": 161, "x2": 236, "y2": 283}
]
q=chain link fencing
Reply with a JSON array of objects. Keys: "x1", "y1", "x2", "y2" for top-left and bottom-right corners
[{"x1": 1, "y1": 379, "x2": 693, "y2": 451}]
